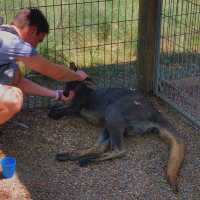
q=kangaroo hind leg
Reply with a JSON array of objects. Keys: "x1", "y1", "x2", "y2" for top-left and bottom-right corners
[
  {"x1": 79, "y1": 107, "x2": 126, "y2": 166},
  {"x1": 56, "y1": 129, "x2": 110, "y2": 162}
]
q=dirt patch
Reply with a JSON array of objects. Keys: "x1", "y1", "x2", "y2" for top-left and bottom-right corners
[{"x1": 0, "y1": 99, "x2": 199, "y2": 200}]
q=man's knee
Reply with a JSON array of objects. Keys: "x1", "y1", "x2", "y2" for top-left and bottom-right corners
[
  {"x1": 0, "y1": 86, "x2": 23, "y2": 124},
  {"x1": 8, "y1": 87, "x2": 23, "y2": 113},
  {"x1": 0, "y1": 86, "x2": 23, "y2": 113}
]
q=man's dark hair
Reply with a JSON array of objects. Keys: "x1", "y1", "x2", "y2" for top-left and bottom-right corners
[{"x1": 27, "y1": 8, "x2": 49, "y2": 34}]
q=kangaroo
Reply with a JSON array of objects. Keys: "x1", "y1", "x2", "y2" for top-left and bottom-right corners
[{"x1": 49, "y1": 66, "x2": 185, "y2": 193}]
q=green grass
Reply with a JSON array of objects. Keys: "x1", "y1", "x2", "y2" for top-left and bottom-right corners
[
  {"x1": 0, "y1": 0, "x2": 199, "y2": 68},
  {"x1": 0, "y1": 0, "x2": 139, "y2": 67},
  {"x1": 161, "y1": 0, "x2": 200, "y2": 54}
]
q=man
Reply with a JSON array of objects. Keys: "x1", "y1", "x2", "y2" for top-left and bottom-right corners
[{"x1": 0, "y1": 8, "x2": 87, "y2": 125}]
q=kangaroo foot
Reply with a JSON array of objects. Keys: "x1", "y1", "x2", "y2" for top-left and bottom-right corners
[
  {"x1": 78, "y1": 150, "x2": 126, "y2": 167},
  {"x1": 56, "y1": 150, "x2": 83, "y2": 161},
  {"x1": 56, "y1": 144, "x2": 107, "y2": 162}
]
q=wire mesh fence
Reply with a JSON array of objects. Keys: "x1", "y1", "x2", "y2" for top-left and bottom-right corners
[
  {"x1": 157, "y1": 0, "x2": 200, "y2": 126},
  {"x1": 0, "y1": 0, "x2": 140, "y2": 108},
  {"x1": 2, "y1": 0, "x2": 199, "y2": 125}
]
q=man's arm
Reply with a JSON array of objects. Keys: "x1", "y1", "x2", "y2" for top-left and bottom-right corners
[
  {"x1": 17, "y1": 77, "x2": 57, "y2": 97},
  {"x1": 17, "y1": 77, "x2": 73, "y2": 102},
  {"x1": 17, "y1": 54, "x2": 87, "y2": 81}
]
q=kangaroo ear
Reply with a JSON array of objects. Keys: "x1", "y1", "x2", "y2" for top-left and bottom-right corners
[{"x1": 69, "y1": 62, "x2": 78, "y2": 71}]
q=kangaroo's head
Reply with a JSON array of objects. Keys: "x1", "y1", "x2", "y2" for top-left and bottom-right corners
[
  {"x1": 48, "y1": 63, "x2": 96, "y2": 119},
  {"x1": 63, "y1": 61, "x2": 96, "y2": 108}
]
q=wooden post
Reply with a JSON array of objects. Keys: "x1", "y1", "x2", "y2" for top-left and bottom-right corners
[{"x1": 138, "y1": 0, "x2": 162, "y2": 92}]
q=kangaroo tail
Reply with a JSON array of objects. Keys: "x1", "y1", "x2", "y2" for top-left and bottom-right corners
[{"x1": 157, "y1": 125, "x2": 185, "y2": 193}]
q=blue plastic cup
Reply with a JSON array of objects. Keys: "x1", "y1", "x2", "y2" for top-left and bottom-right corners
[{"x1": 1, "y1": 156, "x2": 16, "y2": 178}]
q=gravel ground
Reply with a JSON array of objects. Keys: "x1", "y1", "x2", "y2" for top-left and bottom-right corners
[{"x1": 0, "y1": 98, "x2": 200, "y2": 200}]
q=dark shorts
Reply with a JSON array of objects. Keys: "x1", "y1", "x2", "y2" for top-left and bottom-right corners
[{"x1": 0, "y1": 63, "x2": 18, "y2": 85}]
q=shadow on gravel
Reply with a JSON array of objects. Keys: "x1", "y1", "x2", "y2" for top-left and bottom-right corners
[{"x1": 0, "y1": 107, "x2": 200, "y2": 200}]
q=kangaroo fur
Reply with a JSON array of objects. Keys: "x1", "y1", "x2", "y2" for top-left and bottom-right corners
[{"x1": 49, "y1": 72, "x2": 185, "y2": 193}]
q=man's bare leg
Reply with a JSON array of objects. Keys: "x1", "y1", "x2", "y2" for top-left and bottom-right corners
[{"x1": 0, "y1": 85, "x2": 23, "y2": 125}]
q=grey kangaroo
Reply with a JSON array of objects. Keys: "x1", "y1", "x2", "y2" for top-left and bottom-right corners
[{"x1": 49, "y1": 65, "x2": 185, "y2": 193}]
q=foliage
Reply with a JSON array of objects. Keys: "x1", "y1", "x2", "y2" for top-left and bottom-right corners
[{"x1": 0, "y1": 0, "x2": 139, "y2": 68}]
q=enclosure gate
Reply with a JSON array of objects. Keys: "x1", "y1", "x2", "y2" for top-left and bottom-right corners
[{"x1": 156, "y1": 0, "x2": 200, "y2": 127}]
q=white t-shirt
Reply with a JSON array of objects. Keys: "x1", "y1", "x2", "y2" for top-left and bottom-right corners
[
  {"x1": 0, "y1": 25, "x2": 37, "y2": 66},
  {"x1": 0, "y1": 25, "x2": 37, "y2": 84}
]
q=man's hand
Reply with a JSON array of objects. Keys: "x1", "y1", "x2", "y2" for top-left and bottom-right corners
[
  {"x1": 76, "y1": 70, "x2": 88, "y2": 81},
  {"x1": 55, "y1": 90, "x2": 75, "y2": 103}
]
